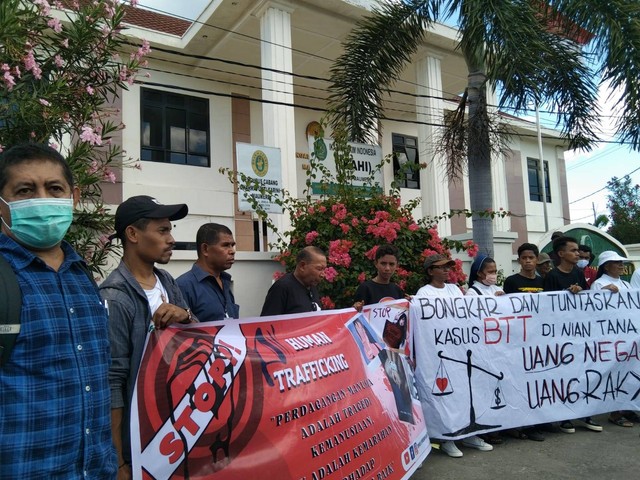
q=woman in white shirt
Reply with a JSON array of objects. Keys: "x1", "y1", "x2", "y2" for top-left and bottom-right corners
[
  {"x1": 465, "y1": 254, "x2": 504, "y2": 297},
  {"x1": 591, "y1": 250, "x2": 631, "y2": 292},
  {"x1": 591, "y1": 250, "x2": 635, "y2": 427},
  {"x1": 415, "y1": 254, "x2": 493, "y2": 458}
]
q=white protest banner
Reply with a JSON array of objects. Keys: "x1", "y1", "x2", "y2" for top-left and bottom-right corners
[
  {"x1": 236, "y1": 142, "x2": 282, "y2": 213},
  {"x1": 308, "y1": 138, "x2": 383, "y2": 195},
  {"x1": 131, "y1": 309, "x2": 429, "y2": 480},
  {"x1": 411, "y1": 291, "x2": 640, "y2": 440}
]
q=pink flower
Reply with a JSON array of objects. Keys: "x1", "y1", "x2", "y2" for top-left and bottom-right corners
[
  {"x1": 2, "y1": 64, "x2": 16, "y2": 91},
  {"x1": 86, "y1": 85, "x2": 95, "y2": 95},
  {"x1": 131, "y1": 39, "x2": 151, "y2": 61},
  {"x1": 47, "y1": 18, "x2": 63, "y2": 33},
  {"x1": 318, "y1": 205, "x2": 326, "y2": 213},
  {"x1": 320, "y1": 296, "x2": 335, "y2": 310},
  {"x1": 33, "y1": 0, "x2": 51, "y2": 15},
  {"x1": 103, "y1": 169, "x2": 116, "y2": 183},
  {"x1": 39, "y1": 98, "x2": 50, "y2": 106},
  {"x1": 339, "y1": 223, "x2": 350, "y2": 234},
  {"x1": 308, "y1": 206, "x2": 315, "y2": 215},
  {"x1": 328, "y1": 239, "x2": 353, "y2": 267},
  {"x1": 80, "y1": 125, "x2": 102, "y2": 146},
  {"x1": 357, "y1": 272, "x2": 366, "y2": 283},
  {"x1": 351, "y1": 217, "x2": 359, "y2": 227},
  {"x1": 23, "y1": 51, "x2": 42, "y2": 79},
  {"x1": 305, "y1": 231, "x2": 319, "y2": 245},
  {"x1": 273, "y1": 271, "x2": 285, "y2": 281},
  {"x1": 130, "y1": 0, "x2": 139, "y2": 7},
  {"x1": 421, "y1": 248, "x2": 438, "y2": 258},
  {"x1": 61, "y1": 38, "x2": 69, "y2": 48},
  {"x1": 54, "y1": 54, "x2": 64, "y2": 67},
  {"x1": 331, "y1": 203, "x2": 347, "y2": 221},
  {"x1": 465, "y1": 240, "x2": 479, "y2": 258},
  {"x1": 323, "y1": 267, "x2": 338, "y2": 283},
  {"x1": 396, "y1": 267, "x2": 409, "y2": 278},
  {"x1": 365, "y1": 245, "x2": 379, "y2": 260},
  {"x1": 408, "y1": 223, "x2": 419, "y2": 231}
]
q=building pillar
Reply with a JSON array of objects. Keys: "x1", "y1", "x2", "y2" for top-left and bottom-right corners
[
  {"x1": 487, "y1": 84, "x2": 511, "y2": 233},
  {"x1": 416, "y1": 53, "x2": 451, "y2": 236},
  {"x1": 256, "y1": 1, "x2": 296, "y2": 237}
]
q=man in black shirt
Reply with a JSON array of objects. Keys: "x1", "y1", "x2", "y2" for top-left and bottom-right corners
[
  {"x1": 261, "y1": 246, "x2": 327, "y2": 316},
  {"x1": 503, "y1": 243, "x2": 544, "y2": 294},
  {"x1": 543, "y1": 236, "x2": 601, "y2": 434},
  {"x1": 543, "y1": 236, "x2": 587, "y2": 293},
  {"x1": 353, "y1": 244, "x2": 404, "y2": 309},
  {"x1": 503, "y1": 243, "x2": 545, "y2": 442}
]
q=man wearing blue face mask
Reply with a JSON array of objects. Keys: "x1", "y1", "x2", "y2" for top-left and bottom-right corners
[{"x1": 0, "y1": 143, "x2": 117, "y2": 478}]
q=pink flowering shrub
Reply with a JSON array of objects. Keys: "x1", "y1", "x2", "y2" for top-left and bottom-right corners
[
  {"x1": 0, "y1": 0, "x2": 149, "y2": 276},
  {"x1": 271, "y1": 191, "x2": 474, "y2": 308}
]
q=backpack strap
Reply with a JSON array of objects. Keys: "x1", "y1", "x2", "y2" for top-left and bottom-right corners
[
  {"x1": 0, "y1": 254, "x2": 98, "y2": 368},
  {"x1": 471, "y1": 285, "x2": 483, "y2": 295},
  {"x1": 0, "y1": 254, "x2": 22, "y2": 367}
]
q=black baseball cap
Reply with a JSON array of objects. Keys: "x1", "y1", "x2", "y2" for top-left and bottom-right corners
[{"x1": 111, "y1": 195, "x2": 188, "y2": 240}]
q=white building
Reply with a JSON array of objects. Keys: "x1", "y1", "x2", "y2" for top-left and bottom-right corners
[{"x1": 104, "y1": 1, "x2": 573, "y2": 315}]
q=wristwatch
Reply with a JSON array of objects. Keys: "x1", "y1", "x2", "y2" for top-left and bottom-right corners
[{"x1": 184, "y1": 307, "x2": 193, "y2": 323}]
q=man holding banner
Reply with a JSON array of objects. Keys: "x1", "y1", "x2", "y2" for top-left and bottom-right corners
[
  {"x1": 177, "y1": 223, "x2": 239, "y2": 322},
  {"x1": 101, "y1": 195, "x2": 194, "y2": 479},
  {"x1": 543, "y1": 236, "x2": 602, "y2": 434},
  {"x1": 261, "y1": 246, "x2": 327, "y2": 316}
]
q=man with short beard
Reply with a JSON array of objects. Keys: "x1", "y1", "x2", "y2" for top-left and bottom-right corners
[{"x1": 100, "y1": 195, "x2": 195, "y2": 479}]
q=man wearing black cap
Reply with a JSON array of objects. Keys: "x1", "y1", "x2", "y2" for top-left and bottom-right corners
[{"x1": 100, "y1": 195, "x2": 194, "y2": 478}]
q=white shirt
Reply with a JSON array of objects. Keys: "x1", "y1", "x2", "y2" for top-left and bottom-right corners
[
  {"x1": 591, "y1": 273, "x2": 631, "y2": 291},
  {"x1": 143, "y1": 274, "x2": 168, "y2": 316},
  {"x1": 465, "y1": 281, "x2": 504, "y2": 296},
  {"x1": 631, "y1": 269, "x2": 640, "y2": 289},
  {"x1": 415, "y1": 283, "x2": 463, "y2": 298}
]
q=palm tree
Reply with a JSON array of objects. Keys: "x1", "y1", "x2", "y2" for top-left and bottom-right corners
[{"x1": 329, "y1": 0, "x2": 640, "y2": 255}]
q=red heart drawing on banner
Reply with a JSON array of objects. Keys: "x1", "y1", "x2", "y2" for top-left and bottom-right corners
[{"x1": 435, "y1": 377, "x2": 448, "y2": 392}]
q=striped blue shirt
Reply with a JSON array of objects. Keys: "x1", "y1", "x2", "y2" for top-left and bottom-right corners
[{"x1": 0, "y1": 234, "x2": 116, "y2": 478}]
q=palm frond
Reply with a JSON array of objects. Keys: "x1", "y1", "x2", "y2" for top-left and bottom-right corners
[{"x1": 328, "y1": 0, "x2": 438, "y2": 143}]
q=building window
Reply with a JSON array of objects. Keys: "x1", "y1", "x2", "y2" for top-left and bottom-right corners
[
  {"x1": 527, "y1": 158, "x2": 551, "y2": 202},
  {"x1": 141, "y1": 88, "x2": 210, "y2": 167},
  {"x1": 392, "y1": 133, "x2": 420, "y2": 189}
]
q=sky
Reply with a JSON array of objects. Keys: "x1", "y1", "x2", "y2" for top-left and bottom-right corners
[
  {"x1": 130, "y1": 1, "x2": 637, "y2": 228},
  {"x1": 133, "y1": 0, "x2": 209, "y2": 20},
  {"x1": 562, "y1": 80, "x2": 640, "y2": 226}
]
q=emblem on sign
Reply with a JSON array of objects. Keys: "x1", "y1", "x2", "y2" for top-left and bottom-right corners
[{"x1": 251, "y1": 150, "x2": 269, "y2": 177}]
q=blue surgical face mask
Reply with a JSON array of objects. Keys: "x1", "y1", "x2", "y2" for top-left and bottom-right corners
[
  {"x1": 577, "y1": 259, "x2": 589, "y2": 269},
  {"x1": 0, "y1": 196, "x2": 74, "y2": 249}
]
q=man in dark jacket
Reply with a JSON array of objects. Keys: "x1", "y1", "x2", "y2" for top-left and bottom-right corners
[{"x1": 101, "y1": 195, "x2": 194, "y2": 478}]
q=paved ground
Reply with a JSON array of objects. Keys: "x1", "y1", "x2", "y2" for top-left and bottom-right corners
[{"x1": 411, "y1": 414, "x2": 639, "y2": 480}]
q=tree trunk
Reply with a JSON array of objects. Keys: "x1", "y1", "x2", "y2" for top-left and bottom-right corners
[{"x1": 464, "y1": 47, "x2": 494, "y2": 257}]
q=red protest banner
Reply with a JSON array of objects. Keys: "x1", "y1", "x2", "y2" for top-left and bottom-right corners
[{"x1": 131, "y1": 309, "x2": 429, "y2": 480}]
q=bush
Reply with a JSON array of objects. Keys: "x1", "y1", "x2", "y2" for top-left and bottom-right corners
[{"x1": 0, "y1": 0, "x2": 148, "y2": 275}]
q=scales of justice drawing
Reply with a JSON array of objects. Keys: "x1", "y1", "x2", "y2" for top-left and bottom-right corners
[{"x1": 432, "y1": 349, "x2": 506, "y2": 436}]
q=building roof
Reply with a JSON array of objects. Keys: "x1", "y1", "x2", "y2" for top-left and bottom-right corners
[{"x1": 122, "y1": 5, "x2": 192, "y2": 37}]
